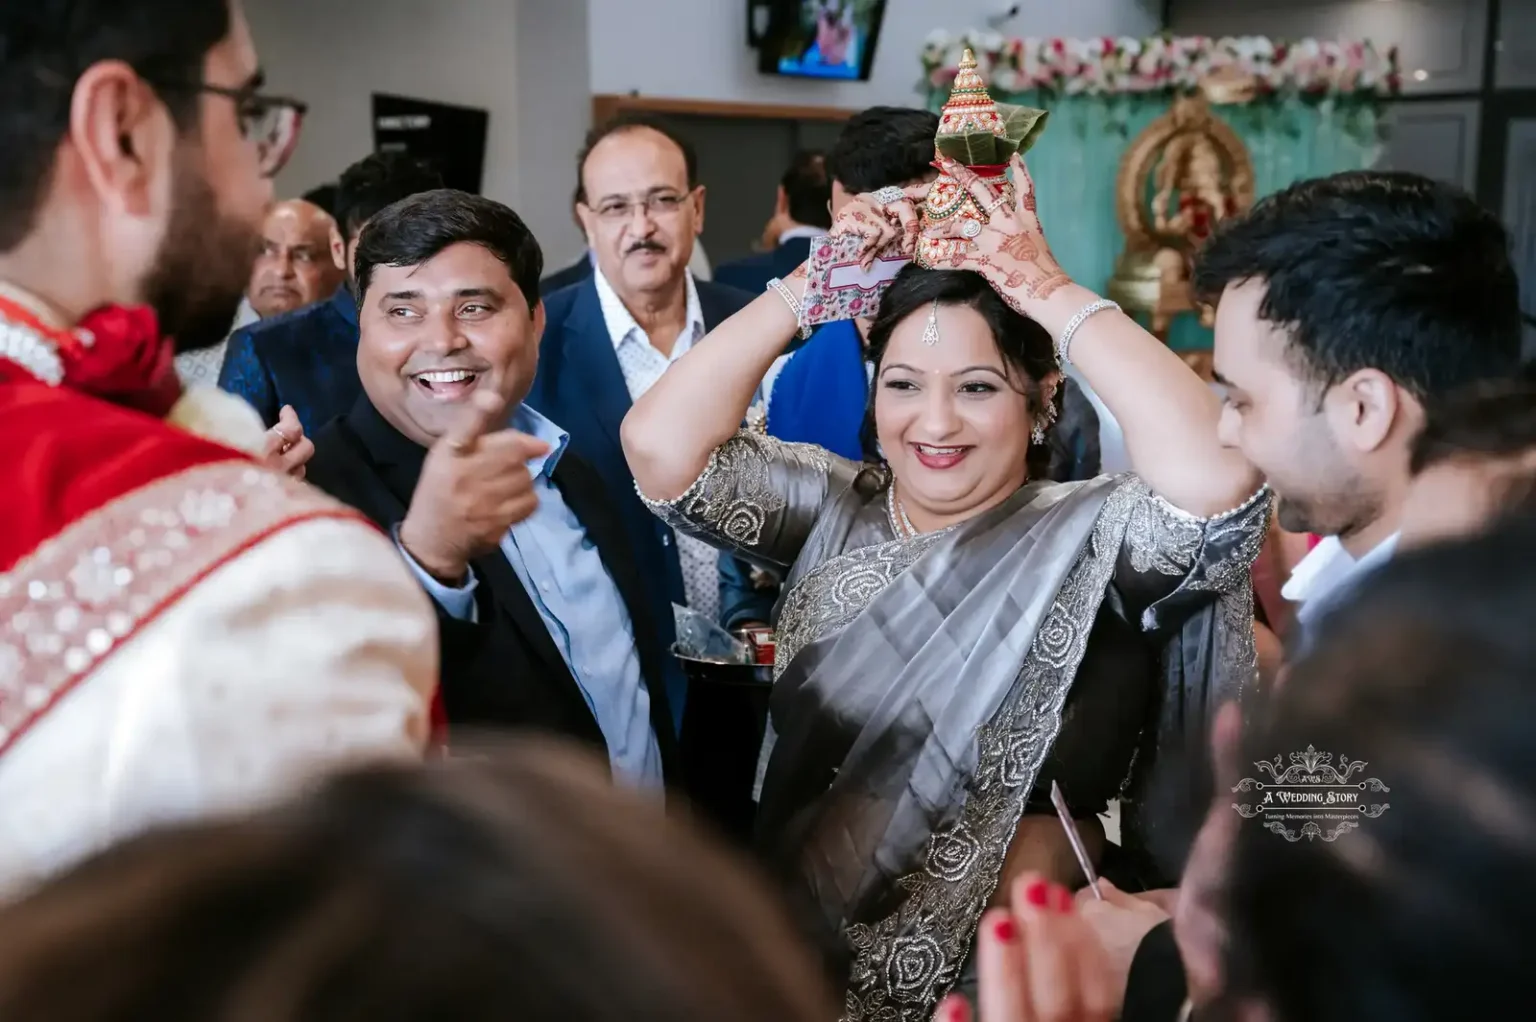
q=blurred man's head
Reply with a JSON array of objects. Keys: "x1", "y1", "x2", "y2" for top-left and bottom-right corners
[
  {"x1": 333, "y1": 152, "x2": 444, "y2": 286},
  {"x1": 576, "y1": 115, "x2": 703, "y2": 307},
  {"x1": 776, "y1": 151, "x2": 832, "y2": 231},
  {"x1": 247, "y1": 199, "x2": 344, "y2": 318},
  {"x1": 1402, "y1": 368, "x2": 1536, "y2": 547},
  {"x1": 1198, "y1": 171, "x2": 1521, "y2": 544},
  {"x1": 826, "y1": 107, "x2": 940, "y2": 217},
  {"x1": 354, "y1": 190, "x2": 544, "y2": 449},
  {"x1": 0, "y1": 0, "x2": 303, "y2": 353}
]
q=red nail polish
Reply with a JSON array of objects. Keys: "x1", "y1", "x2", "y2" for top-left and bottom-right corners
[
  {"x1": 1054, "y1": 886, "x2": 1074, "y2": 913},
  {"x1": 993, "y1": 916, "x2": 1018, "y2": 942},
  {"x1": 1025, "y1": 881, "x2": 1050, "y2": 908},
  {"x1": 948, "y1": 1000, "x2": 969, "y2": 1022}
]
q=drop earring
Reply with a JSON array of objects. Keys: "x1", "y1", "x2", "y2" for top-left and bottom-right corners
[{"x1": 1031, "y1": 420, "x2": 1047, "y2": 446}]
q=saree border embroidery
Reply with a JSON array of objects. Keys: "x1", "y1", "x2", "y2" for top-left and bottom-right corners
[
  {"x1": 636, "y1": 430, "x2": 831, "y2": 550},
  {"x1": 775, "y1": 530, "x2": 951, "y2": 678},
  {"x1": 841, "y1": 482, "x2": 1142, "y2": 1022}
]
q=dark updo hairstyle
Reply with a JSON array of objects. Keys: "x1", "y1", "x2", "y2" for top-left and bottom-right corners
[
  {"x1": 0, "y1": 742, "x2": 836, "y2": 1022},
  {"x1": 1214, "y1": 513, "x2": 1536, "y2": 1022},
  {"x1": 857, "y1": 266, "x2": 1061, "y2": 488}
]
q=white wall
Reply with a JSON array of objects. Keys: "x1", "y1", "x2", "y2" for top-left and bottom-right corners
[
  {"x1": 247, "y1": 0, "x2": 523, "y2": 218},
  {"x1": 587, "y1": 0, "x2": 1163, "y2": 107},
  {"x1": 513, "y1": 0, "x2": 593, "y2": 268}
]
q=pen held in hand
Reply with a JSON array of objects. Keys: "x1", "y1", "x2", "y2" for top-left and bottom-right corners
[{"x1": 1050, "y1": 780, "x2": 1103, "y2": 901}]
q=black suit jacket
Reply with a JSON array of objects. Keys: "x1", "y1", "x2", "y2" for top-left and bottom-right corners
[
  {"x1": 540, "y1": 254, "x2": 593, "y2": 297},
  {"x1": 526, "y1": 275, "x2": 754, "y2": 669},
  {"x1": 306, "y1": 394, "x2": 680, "y2": 780},
  {"x1": 713, "y1": 236, "x2": 815, "y2": 296}
]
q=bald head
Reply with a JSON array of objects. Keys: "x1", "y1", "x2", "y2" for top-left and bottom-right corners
[{"x1": 247, "y1": 199, "x2": 346, "y2": 318}]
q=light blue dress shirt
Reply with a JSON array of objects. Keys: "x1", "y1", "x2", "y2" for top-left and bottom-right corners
[{"x1": 397, "y1": 404, "x2": 663, "y2": 788}]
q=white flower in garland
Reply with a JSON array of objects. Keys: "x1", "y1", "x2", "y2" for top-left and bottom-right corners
[{"x1": 919, "y1": 32, "x2": 1400, "y2": 98}]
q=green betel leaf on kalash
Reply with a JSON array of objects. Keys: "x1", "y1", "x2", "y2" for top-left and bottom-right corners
[
  {"x1": 933, "y1": 103, "x2": 1050, "y2": 165},
  {"x1": 997, "y1": 103, "x2": 1049, "y2": 157}
]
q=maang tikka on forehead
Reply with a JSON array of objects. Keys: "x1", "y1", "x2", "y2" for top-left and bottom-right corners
[{"x1": 921, "y1": 299, "x2": 941, "y2": 345}]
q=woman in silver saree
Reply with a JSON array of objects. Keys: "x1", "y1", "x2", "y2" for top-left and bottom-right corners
[{"x1": 622, "y1": 158, "x2": 1268, "y2": 1021}]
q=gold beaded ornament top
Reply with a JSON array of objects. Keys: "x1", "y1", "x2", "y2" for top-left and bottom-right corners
[{"x1": 917, "y1": 49, "x2": 1050, "y2": 269}]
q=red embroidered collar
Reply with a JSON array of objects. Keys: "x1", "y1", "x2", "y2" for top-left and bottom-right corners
[{"x1": 0, "y1": 294, "x2": 183, "y2": 418}]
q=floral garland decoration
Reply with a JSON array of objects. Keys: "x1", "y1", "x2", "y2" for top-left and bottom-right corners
[{"x1": 921, "y1": 32, "x2": 1401, "y2": 100}]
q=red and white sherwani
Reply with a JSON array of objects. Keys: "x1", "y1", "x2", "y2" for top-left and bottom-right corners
[{"x1": 0, "y1": 285, "x2": 438, "y2": 898}]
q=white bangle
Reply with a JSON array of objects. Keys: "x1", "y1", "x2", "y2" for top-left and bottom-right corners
[
  {"x1": 766, "y1": 277, "x2": 811, "y2": 340},
  {"x1": 1057, "y1": 298, "x2": 1120, "y2": 366}
]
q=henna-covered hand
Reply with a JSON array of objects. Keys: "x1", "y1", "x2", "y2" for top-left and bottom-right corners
[
  {"x1": 829, "y1": 181, "x2": 932, "y2": 270},
  {"x1": 926, "y1": 154, "x2": 1073, "y2": 307}
]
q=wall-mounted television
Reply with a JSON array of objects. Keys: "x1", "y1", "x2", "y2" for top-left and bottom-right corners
[{"x1": 757, "y1": 0, "x2": 888, "y2": 82}]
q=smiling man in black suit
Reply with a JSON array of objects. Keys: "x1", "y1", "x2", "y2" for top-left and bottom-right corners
[{"x1": 306, "y1": 189, "x2": 678, "y2": 786}]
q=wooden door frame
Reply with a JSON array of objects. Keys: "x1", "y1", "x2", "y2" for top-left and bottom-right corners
[{"x1": 591, "y1": 93, "x2": 857, "y2": 126}]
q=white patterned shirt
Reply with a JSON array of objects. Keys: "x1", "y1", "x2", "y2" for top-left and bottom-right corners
[
  {"x1": 174, "y1": 299, "x2": 257, "y2": 387},
  {"x1": 591, "y1": 267, "x2": 718, "y2": 621}
]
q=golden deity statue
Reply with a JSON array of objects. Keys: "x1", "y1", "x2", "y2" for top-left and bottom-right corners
[{"x1": 1107, "y1": 93, "x2": 1254, "y2": 375}]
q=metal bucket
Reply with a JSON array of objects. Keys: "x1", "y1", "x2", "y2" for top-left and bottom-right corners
[{"x1": 673, "y1": 647, "x2": 773, "y2": 846}]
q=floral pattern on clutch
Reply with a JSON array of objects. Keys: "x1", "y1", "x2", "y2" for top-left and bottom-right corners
[{"x1": 801, "y1": 233, "x2": 911, "y2": 327}]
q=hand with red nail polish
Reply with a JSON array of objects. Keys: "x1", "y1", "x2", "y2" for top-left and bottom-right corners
[{"x1": 964, "y1": 872, "x2": 1118, "y2": 1022}]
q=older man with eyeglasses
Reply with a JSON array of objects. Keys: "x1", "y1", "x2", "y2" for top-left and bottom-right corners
[
  {"x1": 0, "y1": 0, "x2": 437, "y2": 898},
  {"x1": 529, "y1": 115, "x2": 754, "y2": 733}
]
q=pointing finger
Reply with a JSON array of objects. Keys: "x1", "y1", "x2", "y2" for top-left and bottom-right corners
[
  {"x1": 440, "y1": 389, "x2": 504, "y2": 456},
  {"x1": 275, "y1": 404, "x2": 303, "y2": 438}
]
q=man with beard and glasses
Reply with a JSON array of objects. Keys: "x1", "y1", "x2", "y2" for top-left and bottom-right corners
[
  {"x1": 529, "y1": 115, "x2": 752, "y2": 729},
  {"x1": 220, "y1": 151, "x2": 443, "y2": 436},
  {"x1": 1197, "y1": 170, "x2": 1522, "y2": 654},
  {"x1": 0, "y1": 0, "x2": 437, "y2": 898}
]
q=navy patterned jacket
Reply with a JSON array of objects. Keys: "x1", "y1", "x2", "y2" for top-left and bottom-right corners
[{"x1": 218, "y1": 287, "x2": 360, "y2": 434}]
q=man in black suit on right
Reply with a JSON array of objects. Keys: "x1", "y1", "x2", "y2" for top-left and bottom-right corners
[{"x1": 713, "y1": 150, "x2": 832, "y2": 296}]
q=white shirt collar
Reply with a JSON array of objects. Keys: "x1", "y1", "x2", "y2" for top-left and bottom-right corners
[
  {"x1": 592, "y1": 266, "x2": 706, "y2": 356},
  {"x1": 1282, "y1": 531, "x2": 1400, "y2": 622},
  {"x1": 777, "y1": 225, "x2": 825, "y2": 244}
]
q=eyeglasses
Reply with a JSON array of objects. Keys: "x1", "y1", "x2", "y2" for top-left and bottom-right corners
[
  {"x1": 152, "y1": 80, "x2": 307, "y2": 179},
  {"x1": 590, "y1": 191, "x2": 694, "y2": 223}
]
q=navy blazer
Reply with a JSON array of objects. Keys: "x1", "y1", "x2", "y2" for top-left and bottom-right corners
[
  {"x1": 713, "y1": 236, "x2": 815, "y2": 297},
  {"x1": 527, "y1": 274, "x2": 753, "y2": 669},
  {"x1": 218, "y1": 287, "x2": 360, "y2": 434},
  {"x1": 540, "y1": 254, "x2": 593, "y2": 297}
]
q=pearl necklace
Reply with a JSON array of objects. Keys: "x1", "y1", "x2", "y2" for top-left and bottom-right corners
[{"x1": 884, "y1": 486, "x2": 920, "y2": 540}]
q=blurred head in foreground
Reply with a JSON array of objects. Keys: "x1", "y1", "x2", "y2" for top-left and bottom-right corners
[
  {"x1": 1401, "y1": 366, "x2": 1536, "y2": 547},
  {"x1": 0, "y1": 742, "x2": 834, "y2": 1022},
  {"x1": 1215, "y1": 512, "x2": 1536, "y2": 1022}
]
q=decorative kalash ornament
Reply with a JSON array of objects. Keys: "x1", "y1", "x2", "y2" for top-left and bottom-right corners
[{"x1": 918, "y1": 48, "x2": 1050, "y2": 268}]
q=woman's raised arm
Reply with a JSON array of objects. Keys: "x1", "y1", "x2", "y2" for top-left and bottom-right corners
[{"x1": 932, "y1": 155, "x2": 1261, "y2": 518}]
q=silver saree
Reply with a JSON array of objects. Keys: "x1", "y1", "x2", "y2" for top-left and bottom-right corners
[{"x1": 642, "y1": 431, "x2": 1270, "y2": 1021}]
